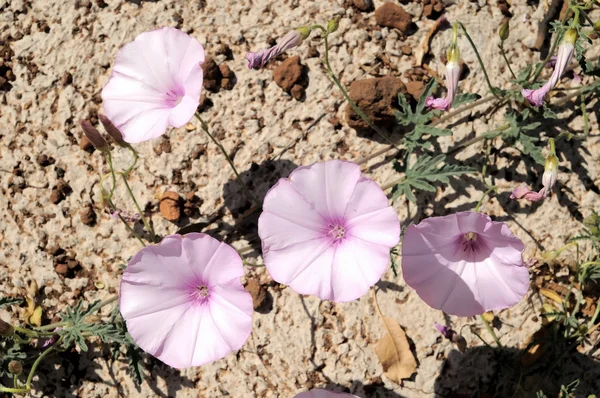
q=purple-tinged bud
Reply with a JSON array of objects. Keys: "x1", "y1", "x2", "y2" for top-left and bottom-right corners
[
  {"x1": 80, "y1": 120, "x2": 109, "y2": 152},
  {"x1": 522, "y1": 29, "x2": 576, "y2": 107},
  {"x1": 245, "y1": 31, "x2": 304, "y2": 70},
  {"x1": 0, "y1": 318, "x2": 14, "y2": 337},
  {"x1": 99, "y1": 114, "x2": 127, "y2": 146},
  {"x1": 426, "y1": 45, "x2": 460, "y2": 111}
]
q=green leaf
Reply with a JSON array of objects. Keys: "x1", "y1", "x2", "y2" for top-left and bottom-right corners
[
  {"x1": 413, "y1": 124, "x2": 452, "y2": 137},
  {"x1": 542, "y1": 106, "x2": 557, "y2": 119},
  {"x1": 0, "y1": 297, "x2": 23, "y2": 309},
  {"x1": 452, "y1": 92, "x2": 480, "y2": 108},
  {"x1": 392, "y1": 155, "x2": 476, "y2": 203},
  {"x1": 519, "y1": 134, "x2": 545, "y2": 165}
]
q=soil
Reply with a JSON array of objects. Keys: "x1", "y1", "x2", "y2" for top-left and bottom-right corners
[{"x1": 1, "y1": 0, "x2": 600, "y2": 397}]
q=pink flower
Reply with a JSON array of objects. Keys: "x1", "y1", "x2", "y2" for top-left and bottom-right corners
[
  {"x1": 119, "y1": 233, "x2": 253, "y2": 368},
  {"x1": 294, "y1": 389, "x2": 359, "y2": 398},
  {"x1": 426, "y1": 45, "x2": 460, "y2": 111},
  {"x1": 101, "y1": 27, "x2": 205, "y2": 144},
  {"x1": 401, "y1": 211, "x2": 529, "y2": 317},
  {"x1": 245, "y1": 30, "x2": 304, "y2": 70},
  {"x1": 522, "y1": 29, "x2": 577, "y2": 107},
  {"x1": 510, "y1": 185, "x2": 546, "y2": 202},
  {"x1": 258, "y1": 160, "x2": 400, "y2": 302}
]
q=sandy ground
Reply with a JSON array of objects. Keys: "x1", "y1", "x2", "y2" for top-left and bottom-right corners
[{"x1": 1, "y1": 0, "x2": 600, "y2": 397}]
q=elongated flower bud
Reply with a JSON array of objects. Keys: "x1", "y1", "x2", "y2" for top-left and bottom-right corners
[
  {"x1": 499, "y1": 20, "x2": 509, "y2": 41},
  {"x1": 426, "y1": 45, "x2": 460, "y2": 111},
  {"x1": 327, "y1": 16, "x2": 341, "y2": 33},
  {"x1": 245, "y1": 30, "x2": 304, "y2": 70},
  {"x1": 522, "y1": 28, "x2": 577, "y2": 107},
  {"x1": 541, "y1": 153, "x2": 558, "y2": 193},
  {"x1": 99, "y1": 114, "x2": 127, "y2": 146},
  {"x1": 80, "y1": 120, "x2": 109, "y2": 152}
]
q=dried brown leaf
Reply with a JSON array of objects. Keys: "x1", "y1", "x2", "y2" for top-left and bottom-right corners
[
  {"x1": 521, "y1": 327, "x2": 549, "y2": 367},
  {"x1": 372, "y1": 290, "x2": 417, "y2": 383},
  {"x1": 374, "y1": 316, "x2": 417, "y2": 382}
]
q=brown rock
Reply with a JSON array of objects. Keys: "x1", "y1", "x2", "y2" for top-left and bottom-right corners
[
  {"x1": 160, "y1": 191, "x2": 182, "y2": 221},
  {"x1": 401, "y1": 45, "x2": 412, "y2": 55},
  {"x1": 80, "y1": 205, "x2": 96, "y2": 226},
  {"x1": 422, "y1": 0, "x2": 444, "y2": 19},
  {"x1": 405, "y1": 80, "x2": 425, "y2": 101},
  {"x1": 79, "y1": 136, "x2": 94, "y2": 153},
  {"x1": 245, "y1": 278, "x2": 267, "y2": 310},
  {"x1": 290, "y1": 84, "x2": 305, "y2": 101},
  {"x1": 49, "y1": 188, "x2": 64, "y2": 204},
  {"x1": 345, "y1": 76, "x2": 407, "y2": 130},
  {"x1": 201, "y1": 57, "x2": 222, "y2": 93},
  {"x1": 36, "y1": 154, "x2": 54, "y2": 167},
  {"x1": 219, "y1": 63, "x2": 236, "y2": 90},
  {"x1": 61, "y1": 72, "x2": 73, "y2": 86},
  {"x1": 273, "y1": 56, "x2": 304, "y2": 92},
  {"x1": 54, "y1": 263, "x2": 69, "y2": 275},
  {"x1": 353, "y1": 0, "x2": 374, "y2": 12},
  {"x1": 375, "y1": 3, "x2": 413, "y2": 34}
]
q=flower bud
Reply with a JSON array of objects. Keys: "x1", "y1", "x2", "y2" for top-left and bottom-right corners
[
  {"x1": 499, "y1": 20, "x2": 509, "y2": 41},
  {"x1": 564, "y1": 28, "x2": 577, "y2": 45},
  {"x1": 296, "y1": 26, "x2": 312, "y2": 40},
  {"x1": 80, "y1": 120, "x2": 109, "y2": 152},
  {"x1": 0, "y1": 319, "x2": 14, "y2": 337},
  {"x1": 594, "y1": 20, "x2": 600, "y2": 33},
  {"x1": 99, "y1": 114, "x2": 127, "y2": 146},
  {"x1": 8, "y1": 360, "x2": 23, "y2": 376},
  {"x1": 446, "y1": 44, "x2": 460, "y2": 65},
  {"x1": 542, "y1": 153, "x2": 558, "y2": 193},
  {"x1": 327, "y1": 16, "x2": 341, "y2": 34}
]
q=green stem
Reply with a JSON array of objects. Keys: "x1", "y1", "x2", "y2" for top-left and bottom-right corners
[
  {"x1": 106, "y1": 197, "x2": 146, "y2": 247},
  {"x1": 474, "y1": 186, "x2": 498, "y2": 212},
  {"x1": 457, "y1": 22, "x2": 500, "y2": 99},
  {"x1": 321, "y1": 34, "x2": 399, "y2": 148},
  {"x1": 36, "y1": 321, "x2": 68, "y2": 331},
  {"x1": 13, "y1": 325, "x2": 55, "y2": 338},
  {"x1": 499, "y1": 42, "x2": 517, "y2": 80},
  {"x1": 195, "y1": 113, "x2": 260, "y2": 206},
  {"x1": 447, "y1": 122, "x2": 511, "y2": 156},
  {"x1": 480, "y1": 314, "x2": 503, "y2": 348},
  {"x1": 120, "y1": 173, "x2": 155, "y2": 242}
]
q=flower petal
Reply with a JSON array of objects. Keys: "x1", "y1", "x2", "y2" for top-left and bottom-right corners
[
  {"x1": 294, "y1": 389, "x2": 360, "y2": 398},
  {"x1": 289, "y1": 160, "x2": 361, "y2": 221}
]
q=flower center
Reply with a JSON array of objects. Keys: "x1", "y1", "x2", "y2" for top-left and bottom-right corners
[
  {"x1": 327, "y1": 224, "x2": 345, "y2": 241},
  {"x1": 461, "y1": 232, "x2": 480, "y2": 252},
  {"x1": 195, "y1": 285, "x2": 209, "y2": 300},
  {"x1": 165, "y1": 89, "x2": 183, "y2": 106}
]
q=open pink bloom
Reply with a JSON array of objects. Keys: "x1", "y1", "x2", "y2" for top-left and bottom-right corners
[
  {"x1": 245, "y1": 30, "x2": 303, "y2": 69},
  {"x1": 426, "y1": 45, "x2": 460, "y2": 111},
  {"x1": 522, "y1": 29, "x2": 576, "y2": 107},
  {"x1": 402, "y1": 212, "x2": 529, "y2": 317},
  {"x1": 258, "y1": 160, "x2": 400, "y2": 302},
  {"x1": 294, "y1": 389, "x2": 359, "y2": 398},
  {"x1": 119, "y1": 233, "x2": 253, "y2": 368},
  {"x1": 102, "y1": 27, "x2": 205, "y2": 143}
]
